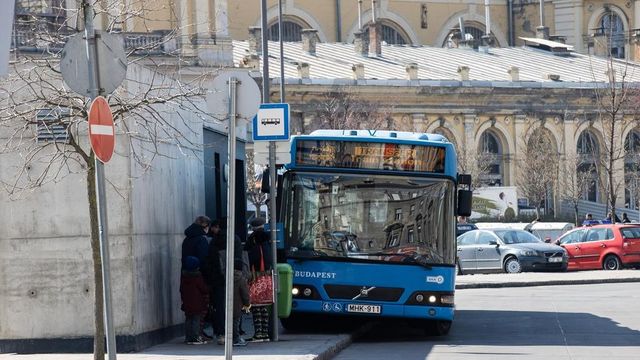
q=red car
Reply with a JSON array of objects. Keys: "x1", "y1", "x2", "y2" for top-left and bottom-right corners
[{"x1": 556, "y1": 224, "x2": 640, "y2": 270}]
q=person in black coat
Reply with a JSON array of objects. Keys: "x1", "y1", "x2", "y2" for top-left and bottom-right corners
[{"x1": 182, "y1": 215, "x2": 212, "y2": 276}]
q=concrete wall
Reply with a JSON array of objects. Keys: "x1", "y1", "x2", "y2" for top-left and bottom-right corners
[{"x1": 0, "y1": 61, "x2": 241, "y2": 352}]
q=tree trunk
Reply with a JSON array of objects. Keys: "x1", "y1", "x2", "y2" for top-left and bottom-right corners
[
  {"x1": 574, "y1": 204, "x2": 579, "y2": 227},
  {"x1": 87, "y1": 158, "x2": 106, "y2": 360}
]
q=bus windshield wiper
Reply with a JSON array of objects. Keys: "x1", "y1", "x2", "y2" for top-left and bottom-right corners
[{"x1": 362, "y1": 252, "x2": 433, "y2": 269}]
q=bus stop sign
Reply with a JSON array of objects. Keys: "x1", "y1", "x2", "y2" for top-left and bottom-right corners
[
  {"x1": 88, "y1": 96, "x2": 115, "y2": 163},
  {"x1": 253, "y1": 103, "x2": 290, "y2": 141}
]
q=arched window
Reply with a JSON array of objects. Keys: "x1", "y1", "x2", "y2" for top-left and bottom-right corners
[
  {"x1": 625, "y1": 130, "x2": 640, "y2": 209},
  {"x1": 577, "y1": 131, "x2": 599, "y2": 202},
  {"x1": 268, "y1": 20, "x2": 306, "y2": 42},
  {"x1": 599, "y1": 11, "x2": 625, "y2": 58},
  {"x1": 442, "y1": 23, "x2": 499, "y2": 48},
  {"x1": 478, "y1": 131, "x2": 503, "y2": 186},
  {"x1": 363, "y1": 20, "x2": 409, "y2": 45}
]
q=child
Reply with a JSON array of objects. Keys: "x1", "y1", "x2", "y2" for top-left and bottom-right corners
[
  {"x1": 233, "y1": 259, "x2": 251, "y2": 346},
  {"x1": 180, "y1": 256, "x2": 210, "y2": 344}
]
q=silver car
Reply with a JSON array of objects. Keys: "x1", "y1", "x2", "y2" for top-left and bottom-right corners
[{"x1": 456, "y1": 229, "x2": 568, "y2": 274}]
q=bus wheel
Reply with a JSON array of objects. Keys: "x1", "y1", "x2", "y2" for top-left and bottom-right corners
[
  {"x1": 425, "y1": 320, "x2": 452, "y2": 336},
  {"x1": 280, "y1": 313, "x2": 307, "y2": 332}
]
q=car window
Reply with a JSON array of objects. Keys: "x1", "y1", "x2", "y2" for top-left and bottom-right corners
[
  {"x1": 457, "y1": 231, "x2": 477, "y2": 246},
  {"x1": 560, "y1": 229, "x2": 586, "y2": 244},
  {"x1": 477, "y1": 232, "x2": 497, "y2": 245},
  {"x1": 585, "y1": 228, "x2": 611, "y2": 242},
  {"x1": 621, "y1": 227, "x2": 640, "y2": 239},
  {"x1": 494, "y1": 230, "x2": 541, "y2": 244}
]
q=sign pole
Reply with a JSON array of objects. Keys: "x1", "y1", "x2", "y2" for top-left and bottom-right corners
[
  {"x1": 260, "y1": 0, "x2": 279, "y2": 342},
  {"x1": 224, "y1": 76, "x2": 238, "y2": 360},
  {"x1": 83, "y1": 1, "x2": 117, "y2": 359}
]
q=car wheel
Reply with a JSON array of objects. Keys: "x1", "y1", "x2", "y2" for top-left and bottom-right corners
[
  {"x1": 456, "y1": 260, "x2": 464, "y2": 275},
  {"x1": 424, "y1": 320, "x2": 452, "y2": 336},
  {"x1": 602, "y1": 254, "x2": 622, "y2": 270},
  {"x1": 504, "y1": 257, "x2": 522, "y2": 274}
]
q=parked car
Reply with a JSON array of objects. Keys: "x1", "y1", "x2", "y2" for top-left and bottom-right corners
[
  {"x1": 555, "y1": 224, "x2": 640, "y2": 270},
  {"x1": 475, "y1": 222, "x2": 574, "y2": 243},
  {"x1": 456, "y1": 229, "x2": 568, "y2": 274},
  {"x1": 456, "y1": 223, "x2": 478, "y2": 237}
]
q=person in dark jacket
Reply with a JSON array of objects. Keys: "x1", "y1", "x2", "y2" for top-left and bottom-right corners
[
  {"x1": 180, "y1": 256, "x2": 209, "y2": 344},
  {"x1": 245, "y1": 217, "x2": 272, "y2": 340},
  {"x1": 182, "y1": 216, "x2": 211, "y2": 275}
]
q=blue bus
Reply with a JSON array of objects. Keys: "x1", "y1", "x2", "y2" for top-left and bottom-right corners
[{"x1": 276, "y1": 130, "x2": 471, "y2": 335}]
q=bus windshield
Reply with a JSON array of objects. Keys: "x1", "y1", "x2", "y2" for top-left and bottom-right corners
[{"x1": 282, "y1": 172, "x2": 456, "y2": 265}]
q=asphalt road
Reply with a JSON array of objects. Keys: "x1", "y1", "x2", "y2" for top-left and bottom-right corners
[{"x1": 333, "y1": 282, "x2": 640, "y2": 360}]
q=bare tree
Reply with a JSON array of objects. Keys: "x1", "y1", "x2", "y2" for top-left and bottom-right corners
[
  {"x1": 588, "y1": 34, "x2": 640, "y2": 221},
  {"x1": 313, "y1": 88, "x2": 392, "y2": 131},
  {"x1": 457, "y1": 145, "x2": 493, "y2": 190},
  {"x1": 245, "y1": 151, "x2": 267, "y2": 217},
  {"x1": 560, "y1": 154, "x2": 597, "y2": 226},
  {"x1": 517, "y1": 126, "x2": 559, "y2": 218},
  {"x1": 1, "y1": 3, "x2": 215, "y2": 359}
]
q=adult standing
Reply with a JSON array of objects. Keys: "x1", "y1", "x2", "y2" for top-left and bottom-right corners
[
  {"x1": 245, "y1": 217, "x2": 272, "y2": 340},
  {"x1": 181, "y1": 215, "x2": 212, "y2": 340},
  {"x1": 182, "y1": 215, "x2": 211, "y2": 273}
]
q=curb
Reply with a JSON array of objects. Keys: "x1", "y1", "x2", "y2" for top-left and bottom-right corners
[
  {"x1": 312, "y1": 322, "x2": 373, "y2": 360},
  {"x1": 456, "y1": 277, "x2": 640, "y2": 289}
]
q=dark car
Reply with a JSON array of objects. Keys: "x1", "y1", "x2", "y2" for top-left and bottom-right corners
[
  {"x1": 456, "y1": 223, "x2": 478, "y2": 237},
  {"x1": 456, "y1": 229, "x2": 568, "y2": 274}
]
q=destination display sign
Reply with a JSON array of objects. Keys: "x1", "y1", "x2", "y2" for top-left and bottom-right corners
[{"x1": 295, "y1": 140, "x2": 446, "y2": 173}]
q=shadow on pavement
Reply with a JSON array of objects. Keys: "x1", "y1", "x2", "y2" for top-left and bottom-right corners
[{"x1": 355, "y1": 309, "x2": 640, "y2": 348}]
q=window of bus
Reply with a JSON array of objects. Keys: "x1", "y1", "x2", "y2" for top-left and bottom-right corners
[{"x1": 282, "y1": 172, "x2": 456, "y2": 265}]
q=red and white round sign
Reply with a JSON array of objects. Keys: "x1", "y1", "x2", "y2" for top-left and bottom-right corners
[{"x1": 88, "y1": 96, "x2": 115, "y2": 163}]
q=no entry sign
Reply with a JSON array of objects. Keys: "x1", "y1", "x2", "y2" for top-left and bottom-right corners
[{"x1": 88, "y1": 96, "x2": 115, "y2": 163}]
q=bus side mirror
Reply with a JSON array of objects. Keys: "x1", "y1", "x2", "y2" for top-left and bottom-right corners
[
  {"x1": 261, "y1": 168, "x2": 270, "y2": 193},
  {"x1": 457, "y1": 173, "x2": 472, "y2": 217},
  {"x1": 457, "y1": 189, "x2": 472, "y2": 217}
]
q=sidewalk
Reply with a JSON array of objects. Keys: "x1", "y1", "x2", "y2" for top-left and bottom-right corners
[
  {"x1": 456, "y1": 269, "x2": 640, "y2": 289},
  {"x1": 0, "y1": 331, "x2": 353, "y2": 360}
]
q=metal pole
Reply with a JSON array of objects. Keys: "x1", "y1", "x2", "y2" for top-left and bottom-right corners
[
  {"x1": 278, "y1": 0, "x2": 285, "y2": 103},
  {"x1": 484, "y1": 0, "x2": 491, "y2": 36},
  {"x1": 371, "y1": 0, "x2": 376, "y2": 23},
  {"x1": 260, "y1": 0, "x2": 279, "y2": 342},
  {"x1": 358, "y1": 0, "x2": 362, "y2": 30},
  {"x1": 539, "y1": 0, "x2": 544, "y2": 28},
  {"x1": 224, "y1": 77, "x2": 238, "y2": 360},
  {"x1": 83, "y1": 1, "x2": 116, "y2": 359}
]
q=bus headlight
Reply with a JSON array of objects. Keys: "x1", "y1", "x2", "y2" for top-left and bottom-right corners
[
  {"x1": 415, "y1": 294, "x2": 424, "y2": 302},
  {"x1": 291, "y1": 287, "x2": 300, "y2": 296},
  {"x1": 428, "y1": 295, "x2": 437, "y2": 303}
]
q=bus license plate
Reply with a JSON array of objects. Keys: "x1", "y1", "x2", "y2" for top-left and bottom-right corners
[{"x1": 347, "y1": 304, "x2": 381, "y2": 314}]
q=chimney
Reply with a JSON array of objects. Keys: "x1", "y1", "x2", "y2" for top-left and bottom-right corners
[
  {"x1": 301, "y1": 29, "x2": 318, "y2": 55},
  {"x1": 241, "y1": 54, "x2": 260, "y2": 69},
  {"x1": 352, "y1": 63, "x2": 365, "y2": 80},
  {"x1": 545, "y1": 73, "x2": 560, "y2": 81},
  {"x1": 297, "y1": 62, "x2": 310, "y2": 79},
  {"x1": 508, "y1": 66, "x2": 519, "y2": 81},
  {"x1": 354, "y1": 31, "x2": 369, "y2": 56},
  {"x1": 248, "y1": 26, "x2": 262, "y2": 55},
  {"x1": 406, "y1": 63, "x2": 418, "y2": 80},
  {"x1": 457, "y1": 66, "x2": 470, "y2": 81},
  {"x1": 368, "y1": 22, "x2": 382, "y2": 57}
]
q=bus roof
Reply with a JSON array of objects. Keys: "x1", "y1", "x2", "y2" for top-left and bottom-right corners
[{"x1": 306, "y1": 130, "x2": 451, "y2": 143}]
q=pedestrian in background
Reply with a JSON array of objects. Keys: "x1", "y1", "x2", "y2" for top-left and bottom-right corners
[
  {"x1": 622, "y1": 212, "x2": 632, "y2": 223},
  {"x1": 180, "y1": 256, "x2": 209, "y2": 345},
  {"x1": 245, "y1": 217, "x2": 272, "y2": 341}
]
